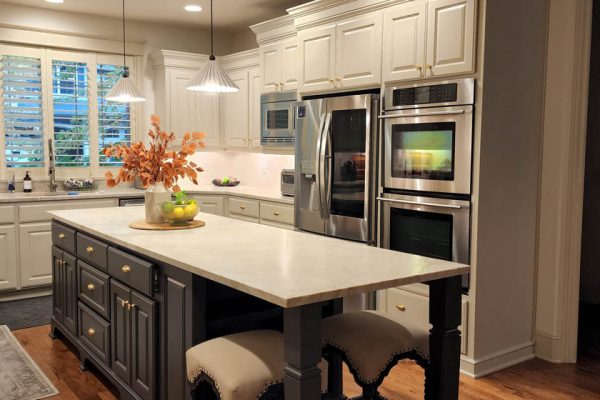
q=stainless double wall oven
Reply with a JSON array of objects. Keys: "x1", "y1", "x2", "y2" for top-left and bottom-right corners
[{"x1": 379, "y1": 79, "x2": 475, "y2": 290}]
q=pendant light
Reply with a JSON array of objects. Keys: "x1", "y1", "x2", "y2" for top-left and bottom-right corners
[
  {"x1": 186, "y1": 0, "x2": 239, "y2": 93},
  {"x1": 106, "y1": 0, "x2": 146, "y2": 102}
]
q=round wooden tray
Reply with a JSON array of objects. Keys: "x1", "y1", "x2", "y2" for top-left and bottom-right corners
[{"x1": 129, "y1": 219, "x2": 205, "y2": 231}]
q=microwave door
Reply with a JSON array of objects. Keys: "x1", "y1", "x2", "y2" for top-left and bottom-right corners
[{"x1": 294, "y1": 99, "x2": 326, "y2": 235}]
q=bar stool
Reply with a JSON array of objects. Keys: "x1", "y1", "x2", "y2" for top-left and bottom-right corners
[
  {"x1": 321, "y1": 311, "x2": 428, "y2": 400},
  {"x1": 186, "y1": 330, "x2": 328, "y2": 400}
]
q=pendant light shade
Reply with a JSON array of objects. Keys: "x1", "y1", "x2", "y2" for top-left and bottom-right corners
[
  {"x1": 107, "y1": 0, "x2": 146, "y2": 103},
  {"x1": 186, "y1": 0, "x2": 239, "y2": 93}
]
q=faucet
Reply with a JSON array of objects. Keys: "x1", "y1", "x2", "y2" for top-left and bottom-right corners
[{"x1": 48, "y1": 139, "x2": 58, "y2": 192}]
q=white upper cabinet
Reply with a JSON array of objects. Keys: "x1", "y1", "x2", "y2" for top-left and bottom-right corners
[
  {"x1": 426, "y1": 0, "x2": 475, "y2": 77},
  {"x1": 248, "y1": 67, "x2": 262, "y2": 148},
  {"x1": 260, "y1": 39, "x2": 299, "y2": 93},
  {"x1": 382, "y1": 3, "x2": 426, "y2": 82},
  {"x1": 335, "y1": 14, "x2": 383, "y2": 89},
  {"x1": 280, "y1": 40, "x2": 299, "y2": 91},
  {"x1": 298, "y1": 25, "x2": 337, "y2": 93},
  {"x1": 382, "y1": 0, "x2": 476, "y2": 83},
  {"x1": 221, "y1": 69, "x2": 250, "y2": 148}
]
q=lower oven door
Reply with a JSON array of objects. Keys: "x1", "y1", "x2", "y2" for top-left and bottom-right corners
[{"x1": 378, "y1": 193, "x2": 470, "y2": 288}]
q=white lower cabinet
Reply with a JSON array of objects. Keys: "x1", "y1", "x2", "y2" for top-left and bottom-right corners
[
  {"x1": 378, "y1": 286, "x2": 469, "y2": 355},
  {"x1": 19, "y1": 222, "x2": 53, "y2": 288},
  {"x1": 0, "y1": 225, "x2": 17, "y2": 291},
  {"x1": 228, "y1": 197, "x2": 260, "y2": 222},
  {"x1": 191, "y1": 195, "x2": 225, "y2": 216}
]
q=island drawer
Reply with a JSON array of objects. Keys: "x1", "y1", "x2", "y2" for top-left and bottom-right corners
[
  {"x1": 108, "y1": 247, "x2": 153, "y2": 296},
  {"x1": 0, "y1": 205, "x2": 14, "y2": 224},
  {"x1": 229, "y1": 197, "x2": 260, "y2": 219},
  {"x1": 77, "y1": 233, "x2": 108, "y2": 270},
  {"x1": 52, "y1": 222, "x2": 76, "y2": 254},
  {"x1": 78, "y1": 260, "x2": 110, "y2": 320},
  {"x1": 78, "y1": 301, "x2": 110, "y2": 366},
  {"x1": 259, "y1": 202, "x2": 294, "y2": 225}
]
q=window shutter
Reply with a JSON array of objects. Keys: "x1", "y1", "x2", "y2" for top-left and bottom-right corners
[
  {"x1": 97, "y1": 64, "x2": 131, "y2": 166},
  {"x1": 51, "y1": 60, "x2": 90, "y2": 167},
  {"x1": 0, "y1": 55, "x2": 45, "y2": 168}
]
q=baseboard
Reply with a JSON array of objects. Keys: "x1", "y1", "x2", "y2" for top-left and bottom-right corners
[
  {"x1": 534, "y1": 332, "x2": 576, "y2": 363},
  {"x1": 0, "y1": 287, "x2": 52, "y2": 302},
  {"x1": 460, "y1": 341, "x2": 535, "y2": 378}
]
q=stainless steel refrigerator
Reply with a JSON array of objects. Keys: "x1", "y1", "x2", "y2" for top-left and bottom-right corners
[{"x1": 294, "y1": 93, "x2": 380, "y2": 244}]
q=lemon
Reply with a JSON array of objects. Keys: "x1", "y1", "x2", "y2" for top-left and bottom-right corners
[
  {"x1": 161, "y1": 202, "x2": 175, "y2": 214},
  {"x1": 184, "y1": 204, "x2": 198, "y2": 219},
  {"x1": 172, "y1": 207, "x2": 185, "y2": 220}
]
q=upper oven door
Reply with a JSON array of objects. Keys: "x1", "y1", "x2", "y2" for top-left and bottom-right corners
[
  {"x1": 261, "y1": 101, "x2": 294, "y2": 140},
  {"x1": 381, "y1": 105, "x2": 473, "y2": 195}
]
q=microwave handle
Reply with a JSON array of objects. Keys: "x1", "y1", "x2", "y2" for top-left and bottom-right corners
[
  {"x1": 377, "y1": 197, "x2": 463, "y2": 209},
  {"x1": 378, "y1": 109, "x2": 466, "y2": 119}
]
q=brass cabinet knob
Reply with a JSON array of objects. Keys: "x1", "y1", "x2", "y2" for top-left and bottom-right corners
[
  {"x1": 329, "y1": 78, "x2": 335, "y2": 84},
  {"x1": 240, "y1": 205, "x2": 246, "y2": 210},
  {"x1": 121, "y1": 265, "x2": 131, "y2": 274},
  {"x1": 335, "y1": 77, "x2": 341, "y2": 81},
  {"x1": 427, "y1": 64, "x2": 433, "y2": 70},
  {"x1": 87, "y1": 328, "x2": 95, "y2": 337},
  {"x1": 87, "y1": 283, "x2": 95, "y2": 292},
  {"x1": 395, "y1": 304, "x2": 407, "y2": 312},
  {"x1": 273, "y1": 211, "x2": 280, "y2": 216},
  {"x1": 58, "y1": 233, "x2": 65, "y2": 239},
  {"x1": 415, "y1": 65, "x2": 422, "y2": 70},
  {"x1": 127, "y1": 303, "x2": 136, "y2": 311},
  {"x1": 86, "y1": 246, "x2": 94, "y2": 254},
  {"x1": 121, "y1": 300, "x2": 129, "y2": 308}
]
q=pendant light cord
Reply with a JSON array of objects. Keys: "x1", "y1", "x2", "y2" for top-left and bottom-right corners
[
  {"x1": 210, "y1": 0, "x2": 215, "y2": 60},
  {"x1": 122, "y1": 0, "x2": 128, "y2": 77}
]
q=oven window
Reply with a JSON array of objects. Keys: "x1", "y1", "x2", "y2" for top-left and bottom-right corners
[
  {"x1": 266, "y1": 109, "x2": 289, "y2": 130},
  {"x1": 389, "y1": 208, "x2": 452, "y2": 261},
  {"x1": 391, "y1": 122, "x2": 455, "y2": 180}
]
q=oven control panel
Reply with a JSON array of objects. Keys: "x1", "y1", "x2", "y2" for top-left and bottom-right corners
[{"x1": 384, "y1": 78, "x2": 474, "y2": 111}]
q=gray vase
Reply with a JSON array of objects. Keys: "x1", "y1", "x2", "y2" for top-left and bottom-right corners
[{"x1": 145, "y1": 184, "x2": 171, "y2": 223}]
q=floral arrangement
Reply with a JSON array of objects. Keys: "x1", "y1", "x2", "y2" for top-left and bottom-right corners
[{"x1": 103, "y1": 115, "x2": 205, "y2": 192}]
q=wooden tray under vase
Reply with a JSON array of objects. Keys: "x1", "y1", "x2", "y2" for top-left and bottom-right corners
[{"x1": 129, "y1": 220, "x2": 205, "y2": 231}]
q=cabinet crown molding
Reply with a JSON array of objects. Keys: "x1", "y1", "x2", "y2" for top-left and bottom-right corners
[
  {"x1": 149, "y1": 49, "x2": 210, "y2": 69},
  {"x1": 289, "y1": 0, "x2": 413, "y2": 31},
  {"x1": 250, "y1": 15, "x2": 297, "y2": 46},
  {"x1": 220, "y1": 48, "x2": 260, "y2": 71}
]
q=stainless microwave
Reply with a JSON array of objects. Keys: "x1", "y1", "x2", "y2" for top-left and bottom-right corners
[{"x1": 260, "y1": 91, "x2": 298, "y2": 147}]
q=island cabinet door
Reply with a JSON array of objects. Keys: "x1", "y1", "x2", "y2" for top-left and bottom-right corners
[
  {"x1": 130, "y1": 291, "x2": 156, "y2": 400},
  {"x1": 111, "y1": 280, "x2": 132, "y2": 385},
  {"x1": 62, "y1": 252, "x2": 78, "y2": 335},
  {"x1": 52, "y1": 246, "x2": 65, "y2": 323}
]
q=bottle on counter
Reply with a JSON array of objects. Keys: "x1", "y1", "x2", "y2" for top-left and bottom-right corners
[
  {"x1": 7, "y1": 174, "x2": 15, "y2": 193},
  {"x1": 23, "y1": 171, "x2": 32, "y2": 193}
]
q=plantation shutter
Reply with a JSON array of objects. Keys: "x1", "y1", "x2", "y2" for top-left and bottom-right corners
[
  {"x1": 97, "y1": 64, "x2": 131, "y2": 166},
  {"x1": 51, "y1": 59, "x2": 90, "y2": 167},
  {"x1": 0, "y1": 55, "x2": 45, "y2": 168}
]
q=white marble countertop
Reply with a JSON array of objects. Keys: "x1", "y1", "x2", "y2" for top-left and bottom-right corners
[
  {"x1": 0, "y1": 185, "x2": 293, "y2": 205},
  {"x1": 49, "y1": 207, "x2": 469, "y2": 308}
]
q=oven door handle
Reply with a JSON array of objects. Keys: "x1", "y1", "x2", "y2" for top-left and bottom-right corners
[
  {"x1": 377, "y1": 197, "x2": 463, "y2": 209},
  {"x1": 378, "y1": 109, "x2": 466, "y2": 119}
]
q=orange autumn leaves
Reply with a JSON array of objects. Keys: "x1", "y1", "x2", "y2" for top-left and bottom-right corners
[{"x1": 103, "y1": 115, "x2": 205, "y2": 192}]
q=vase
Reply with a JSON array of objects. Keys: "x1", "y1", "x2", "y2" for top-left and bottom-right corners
[{"x1": 145, "y1": 183, "x2": 171, "y2": 224}]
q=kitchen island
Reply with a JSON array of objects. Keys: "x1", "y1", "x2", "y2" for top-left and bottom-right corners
[{"x1": 49, "y1": 207, "x2": 468, "y2": 400}]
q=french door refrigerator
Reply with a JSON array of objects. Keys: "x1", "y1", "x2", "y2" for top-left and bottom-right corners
[{"x1": 294, "y1": 93, "x2": 380, "y2": 244}]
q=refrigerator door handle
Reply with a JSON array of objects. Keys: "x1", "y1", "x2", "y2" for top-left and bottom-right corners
[
  {"x1": 316, "y1": 113, "x2": 327, "y2": 219},
  {"x1": 319, "y1": 113, "x2": 332, "y2": 219},
  {"x1": 325, "y1": 113, "x2": 333, "y2": 215}
]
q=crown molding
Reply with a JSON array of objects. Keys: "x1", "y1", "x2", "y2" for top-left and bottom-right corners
[
  {"x1": 149, "y1": 49, "x2": 210, "y2": 69},
  {"x1": 250, "y1": 15, "x2": 297, "y2": 46},
  {"x1": 219, "y1": 48, "x2": 259, "y2": 71}
]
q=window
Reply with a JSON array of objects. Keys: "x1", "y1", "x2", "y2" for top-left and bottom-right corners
[
  {"x1": 0, "y1": 54, "x2": 45, "y2": 168},
  {"x1": 51, "y1": 60, "x2": 90, "y2": 167},
  {"x1": 97, "y1": 64, "x2": 131, "y2": 166}
]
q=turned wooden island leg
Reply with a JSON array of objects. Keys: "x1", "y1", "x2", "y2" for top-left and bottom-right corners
[
  {"x1": 426, "y1": 276, "x2": 462, "y2": 400},
  {"x1": 284, "y1": 303, "x2": 323, "y2": 400}
]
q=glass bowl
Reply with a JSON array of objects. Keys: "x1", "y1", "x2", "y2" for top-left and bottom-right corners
[{"x1": 158, "y1": 201, "x2": 199, "y2": 226}]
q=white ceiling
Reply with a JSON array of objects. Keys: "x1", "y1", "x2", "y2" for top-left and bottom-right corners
[{"x1": 0, "y1": 0, "x2": 306, "y2": 31}]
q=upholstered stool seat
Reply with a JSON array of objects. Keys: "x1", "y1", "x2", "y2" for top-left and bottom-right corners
[
  {"x1": 187, "y1": 330, "x2": 327, "y2": 400},
  {"x1": 321, "y1": 311, "x2": 428, "y2": 400}
]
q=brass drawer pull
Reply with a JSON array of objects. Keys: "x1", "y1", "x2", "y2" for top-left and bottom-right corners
[
  {"x1": 273, "y1": 211, "x2": 280, "y2": 216},
  {"x1": 87, "y1": 283, "x2": 95, "y2": 292},
  {"x1": 58, "y1": 233, "x2": 65, "y2": 239},
  {"x1": 121, "y1": 300, "x2": 129, "y2": 308},
  {"x1": 127, "y1": 303, "x2": 136, "y2": 311},
  {"x1": 240, "y1": 205, "x2": 246, "y2": 210},
  {"x1": 87, "y1": 328, "x2": 95, "y2": 337},
  {"x1": 86, "y1": 246, "x2": 94, "y2": 254},
  {"x1": 395, "y1": 304, "x2": 407, "y2": 312},
  {"x1": 121, "y1": 265, "x2": 131, "y2": 274}
]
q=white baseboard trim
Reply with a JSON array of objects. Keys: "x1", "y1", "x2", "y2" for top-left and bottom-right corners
[
  {"x1": 0, "y1": 287, "x2": 52, "y2": 302},
  {"x1": 460, "y1": 341, "x2": 535, "y2": 378},
  {"x1": 534, "y1": 332, "x2": 576, "y2": 363}
]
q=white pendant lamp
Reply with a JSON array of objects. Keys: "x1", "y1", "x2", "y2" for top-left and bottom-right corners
[
  {"x1": 186, "y1": 0, "x2": 239, "y2": 93},
  {"x1": 106, "y1": 0, "x2": 146, "y2": 103}
]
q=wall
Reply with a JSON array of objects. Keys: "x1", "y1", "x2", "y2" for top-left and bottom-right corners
[{"x1": 228, "y1": 29, "x2": 259, "y2": 53}]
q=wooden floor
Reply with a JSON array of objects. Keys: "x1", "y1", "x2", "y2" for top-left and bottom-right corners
[{"x1": 11, "y1": 325, "x2": 600, "y2": 399}]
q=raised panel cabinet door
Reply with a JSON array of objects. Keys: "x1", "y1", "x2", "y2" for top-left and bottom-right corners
[
  {"x1": 62, "y1": 252, "x2": 78, "y2": 335},
  {"x1": 0, "y1": 225, "x2": 17, "y2": 291},
  {"x1": 426, "y1": 0, "x2": 476, "y2": 77},
  {"x1": 335, "y1": 14, "x2": 384, "y2": 89},
  {"x1": 298, "y1": 25, "x2": 336, "y2": 93},
  {"x1": 281, "y1": 39, "x2": 299, "y2": 91},
  {"x1": 382, "y1": 3, "x2": 427, "y2": 82},
  {"x1": 111, "y1": 280, "x2": 132, "y2": 385},
  {"x1": 222, "y1": 70, "x2": 250, "y2": 148},
  {"x1": 189, "y1": 195, "x2": 225, "y2": 216},
  {"x1": 130, "y1": 291, "x2": 156, "y2": 400},
  {"x1": 19, "y1": 222, "x2": 53, "y2": 288},
  {"x1": 51, "y1": 246, "x2": 65, "y2": 323},
  {"x1": 167, "y1": 69, "x2": 197, "y2": 138},
  {"x1": 194, "y1": 92, "x2": 221, "y2": 148},
  {"x1": 249, "y1": 67, "x2": 262, "y2": 148},
  {"x1": 260, "y1": 42, "x2": 282, "y2": 93}
]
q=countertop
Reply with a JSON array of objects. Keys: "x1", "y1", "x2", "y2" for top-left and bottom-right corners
[
  {"x1": 0, "y1": 185, "x2": 294, "y2": 205},
  {"x1": 49, "y1": 207, "x2": 469, "y2": 308}
]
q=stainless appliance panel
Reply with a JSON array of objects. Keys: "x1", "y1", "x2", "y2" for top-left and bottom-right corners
[
  {"x1": 119, "y1": 198, "x2": 144, "y2": 207},
  {"x1": 382, "y1": 105, "x2": 473, "y2": 195},
  {"x1": 260, "y1": 92, "x2": 298, "y2": 146},
  {"x1": 384, "y1": 78, "x2": 475, "y2": 111},
  {"x1": 281, "y1": 169, "x2": 295, "y2": 197}
]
